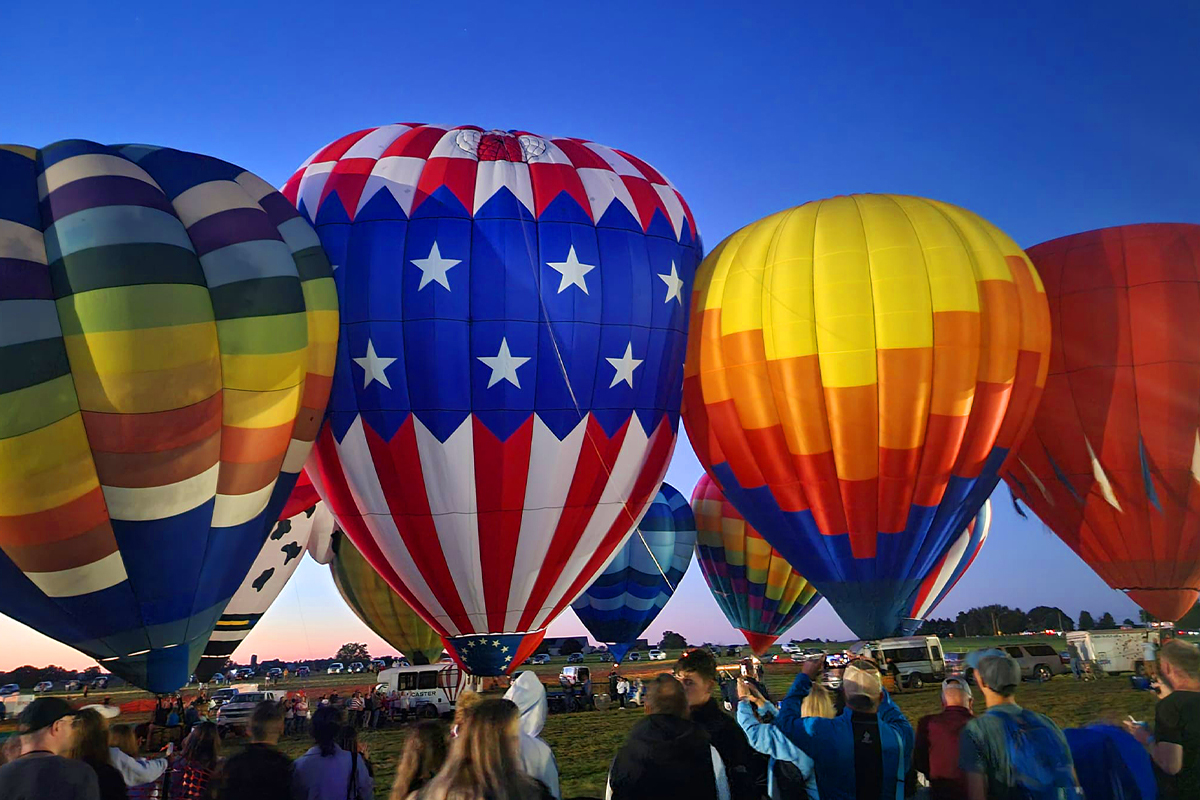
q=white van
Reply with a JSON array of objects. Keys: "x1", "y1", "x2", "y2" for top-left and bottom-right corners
[
  {"x1": 866, "y1": 635, "x2": 946, "y2": 689},
  {"x1": 376, "y1": 662, "x2": 466, "y2": 718},
  {"x1": 1066, "y1": 629, "x2": 1160, "y2": 674}
]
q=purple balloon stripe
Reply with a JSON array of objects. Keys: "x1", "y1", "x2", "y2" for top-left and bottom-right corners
[
  {"x1": 187, "y1": 207, "x2": 282, "y2": 257},
  {"x1": 259, "y1": 192, "x2": 301, "y2": 227},
  {"x1": 0, "y1": 258, "x2": 52, "y2": 300},
  {"x1": 40, "y1": 175, "x2": 173, "y2": 223}
]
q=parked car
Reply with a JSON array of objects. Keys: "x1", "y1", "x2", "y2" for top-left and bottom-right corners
[
  {"x1": 235, "y1": 668, "x2": 255, "y2": 679},
  {"x1": 370, "y1": 659, "x2": 387, "y2": 671},
  {"x1": 64, "y1": 680, "x2": 82, "y2": 691},
  {"x1": 209, "y1": 672, "x2": 227, "y2": 684},
  {"x1": 216, "y1": 691, "x2": 285, "y2": 735},
  {"x1": 90, "y1": 677, "x2": 110, "y2": 690},
  {"x1": 866, "y1": 636, "x2": 946, "y2": 690},
  {"x1": 597, "y1": 651, "x2": 614, "y2": 662},
  {"x1": 33, "y1": 681, "x2": 53, "y2": 693},
  {"x1": 394, "y1": 658, "x2": 411, "y2": 668},
  {"x1": 725, "y1": 645, "x2": 741, "y2": 657},
  {"x1": 266, "y1": 667, "x2": 283, "y2": 679},
  {"x1": 626, "y1": 652, "x2": 641, "y2": 662},
  {"x1": 0, "y1": 684, "x2": 20, "y2": 696},
  {"x1": 999, "y1": 644, "x2": 1071, "y2": 682},
  {"x1": 208, "y1": 687, "x2": 241, "y2": 709},
  {"x1": 349, "y1": 662, "x2": 366, "y2": 673},
  {"x1": 647, "y1": 649, "x2": 667, "y2": 661},
  {"x1": 566, "y1": 653, "x2": 584, "y2": 664},
  {"x1": 530, "y1": 654, "x2": 551, "y2": 666}
]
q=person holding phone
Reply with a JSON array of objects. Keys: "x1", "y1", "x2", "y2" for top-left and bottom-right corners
[
  {"x1": 1125, "y1": 638, "x2": 1200, "y2": 799},
  {"x1": 735, "y1": 673, "x2": 832, "y2": 800}
]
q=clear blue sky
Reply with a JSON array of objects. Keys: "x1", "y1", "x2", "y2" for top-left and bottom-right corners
[{"x1": 4, "y1": 1, "x2": 1199, "y2": 667}]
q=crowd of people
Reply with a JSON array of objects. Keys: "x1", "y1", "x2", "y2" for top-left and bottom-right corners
[{"x1": 0, "y1": 638, "x2": 1196, "y2": 800}]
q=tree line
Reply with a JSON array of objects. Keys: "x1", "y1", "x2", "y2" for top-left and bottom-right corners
[{"x1": 914, "y1": 604, "x2": 1175, "y2": 637}]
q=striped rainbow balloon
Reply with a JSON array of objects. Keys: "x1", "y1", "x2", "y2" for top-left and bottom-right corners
[
  {"x1": 691, "y1": 473, "x2": 821, "y2": 655},
  {"x1": 682, "y1": 194, "x2": 1049, "y2": 639},
  {"x1": 0, "y1": 141, "x2": 337, "y2": 692}
]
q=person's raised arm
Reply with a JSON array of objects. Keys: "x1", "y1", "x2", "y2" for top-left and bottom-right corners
[{"x1": 772, "y1": 660, "x2": 825, "y2": 751}]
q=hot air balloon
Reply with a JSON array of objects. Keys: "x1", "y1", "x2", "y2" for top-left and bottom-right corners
[
  {"x1": 195, "y1": 473, "x2": 337, "y2": 681},
  {"x1": 682, "y1": 195, "x2": 1050, "y2": 639},
  {"x1": 570, "y1": 482, "x2": 697, "y2": 662},
  {"x1": 0, "y1": 141, "x2": 337, "y2": 692},
  {"x1": 691, "y1": 473, "x2": 821, "y2": 654},
  {"x1": 901, "y1": 499, "x2": 991, "y2": 632},
  {"x1": 1003, "y1": 223, "x2": 1200, "y2": 621},
  {"x1": 284, "y1": 124, "x2": 700, "y2": 674},
  {"x1": 329, "y1": 529, "x2": 444, "y2": 665}
]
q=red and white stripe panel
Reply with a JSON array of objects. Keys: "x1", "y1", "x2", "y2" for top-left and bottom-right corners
[
  {"x1": 308, "y1": 411, "x2": 676, "y2": 639},
  {"x1": 908, "y1": 500, "x2": 992, "y2": 620}
]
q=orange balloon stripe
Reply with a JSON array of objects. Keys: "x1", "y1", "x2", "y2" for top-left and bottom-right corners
[{"x1": 0, "y1": 485, "x2": 110, "y2": 546}]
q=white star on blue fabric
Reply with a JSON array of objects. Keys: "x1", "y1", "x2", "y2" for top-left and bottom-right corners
[
  {"x1": 606, "y1": 342, "x2": 643, "y2": 388},
  {"x1": 546, "y1": 245, "x2": 596, "y2": 294},
  {"x1": 411, "y1": 241, "x2": 461, "y2": 291},
  {"x1": 478, "y1": 337, "x2": 531, "y2": 389},
  {"x1": 353, "y1": 339, "x2": 396, "y2": 389},
  {"x1": 658, "y1": 261, "x2": 684, "y2": 304}
]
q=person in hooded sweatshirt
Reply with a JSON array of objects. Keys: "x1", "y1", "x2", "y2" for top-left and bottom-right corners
[
  {"x1": 606, "y1": 674, "x2": 731, "y2": 800},
  {"x1": 503, "y1": 671, "x2": 562, "y2": 800}
]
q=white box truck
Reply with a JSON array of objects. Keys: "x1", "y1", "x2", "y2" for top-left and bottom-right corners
[{"x1": 1066, "y1": 629, "x2": 1159, "y2": 674}]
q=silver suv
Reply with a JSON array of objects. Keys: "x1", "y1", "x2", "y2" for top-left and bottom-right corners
[{"x1": 1001, "y1": 644, "x2": 1068, "y2": 682}]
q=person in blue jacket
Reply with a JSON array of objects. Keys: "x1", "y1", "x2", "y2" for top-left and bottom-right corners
[
  {"x1": 736, "y1": 675, "x2": 837, "y2": 800},
  {"x1": 773, "y1": 657, "x2": 914, "y2": 800}
]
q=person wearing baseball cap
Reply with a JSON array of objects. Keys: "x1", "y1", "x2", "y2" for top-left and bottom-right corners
[
  {"x1": 772, "y1": 657, "x2": 913, "y2": 800},
  {"x1": 914, "y1": 677, "x2": 974, "y2": 800},
  {"x1": 0, "y1": 697, "x2": 100, "y2": 799},
  {"x1": 959, "y1": 651, "x2": 1079, "y2": 800}
]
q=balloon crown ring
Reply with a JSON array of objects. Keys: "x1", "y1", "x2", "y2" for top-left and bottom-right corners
[{"x1": 455, "y1": 129, "x2": 547, "y2": 162}]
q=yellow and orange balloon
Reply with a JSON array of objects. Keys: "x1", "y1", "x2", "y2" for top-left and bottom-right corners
[{"x1": 682, "y1": 194, "x2": 1050, "y2": 638}]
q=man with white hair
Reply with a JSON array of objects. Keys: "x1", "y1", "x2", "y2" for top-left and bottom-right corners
[
  {"x1": 914, "y1": 677, "x2": 974, "y2": 800},
  {"x1": 774, "y1": 658, "x2": 913, "y2": 800}
]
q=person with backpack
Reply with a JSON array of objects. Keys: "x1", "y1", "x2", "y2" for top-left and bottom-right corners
[{"x1": 959, "y1": 650, "x2": 1080, "y2": 800}]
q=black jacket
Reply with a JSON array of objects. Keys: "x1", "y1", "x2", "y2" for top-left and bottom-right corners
[
  {"x1": 691, "y1": 698, "x2": 767, "y2": 800},
  {"x1": 218, "y1": 742, "x2": 292, "y2": 800},
  {"x1": 608, "y1": 714, "x2": 721, "y2": 800}
]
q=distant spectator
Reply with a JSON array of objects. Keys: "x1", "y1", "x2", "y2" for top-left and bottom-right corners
[
  {"x1": 504, "y1": 671, "x2": 561, "y2": 799},
  {"x1": 414, "y1": 699, "x2": 552, "y2": 800},
  {"x1": 1067, "y1": 642, "x2": 1083, "y2": 680},
  {"x1": 451, "y1": 690, "x2": 482, "y2": 739},
  {"x1": 609, "y1": 670, "x2": 621, "y2": 704},
  {"x1": 70, "y1": 708, "x2": 128, "y2": 800},
  {"x1": 774, "y1": 660, "x2": 913, "y2": 800},
  {"x1": 1125, "y1": 638, "x2": 1200, "y2": 799},
  {"x1": 370, "y1": 692, "x2": 384, "y2": 729},
  {"x1": 607, "y1": 673, "x2": 730, "y2": 800},
  {"x1": 291, "y1": 706, "x2": 373, "y2": 800},
  {"x1": 346, "y1": 692, "x2": 365, "y2": 728},
  {"x1": 183, "y1": 701, "x2": 202, "y2": 733},
  {"x1": 887, "y1": 659, "x2": 903, "y2": 693},
  {"x1": 736, "y1": 676, "x2": 833, "y2": 800},
  {"x1": 166, "y1": 721, "x2": 220, "y2": 800},
  {"x1": 294, "y1": 694, "x2": 309, "y2": 735},
  {"x1": 389, "y1": 719, "x2": 448, "y2": 800},
  {"x1": 284, "y1": 698, "x2": 295, "y2": 735},
  {"x1": 109, "y1": 723, "x2": 169, "y2": 788},
  {"x1": 959, "y1": 650, "x2": 1078, "y2": 800},
  {"x1": 675, "y1": 648, "x2": 765, "y2": 800},
  {"x1": 1065, "y1": 724, "x2": 1156, "y2": 800},
  {"x1": 0, "y1": 697, "x2": 98, "y2": 799},
  {"x1": 914, "y1": 677, "x2": 974, "y2": 800},
  {"x1": 362, "y1": 693, "x2": 375, "y2": 730},
  {"x1": 219, "y1": 700, "x2": 291, "y2": 800}
]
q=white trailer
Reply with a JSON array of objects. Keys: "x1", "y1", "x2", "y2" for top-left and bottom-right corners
[{"x1": 1066, "y1": 629, "x2": 1159, "y2": 674}]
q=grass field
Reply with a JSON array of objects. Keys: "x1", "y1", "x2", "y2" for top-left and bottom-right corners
[{"x1": 0, "y1": 636, "x2": 1168, "y2": 799}]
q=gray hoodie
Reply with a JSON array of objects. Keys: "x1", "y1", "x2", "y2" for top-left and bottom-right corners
[{"x1": 504, "y1": 671, "x2": 561, "y2": 799}]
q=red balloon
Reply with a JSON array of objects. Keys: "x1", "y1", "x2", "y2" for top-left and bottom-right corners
[{"x1": 1003, "y1": 223, "x2": 1200, "y2": 621}]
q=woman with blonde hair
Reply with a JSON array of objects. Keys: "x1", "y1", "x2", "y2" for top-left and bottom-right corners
[
  {"x1": 736, "y1": 675, "x2": 829, "y2": 800},
  {"x1": 413, "y1": 699, "x2": 552, "y2": 800},
  {"x1": 449, "y1": 690, "x2": 482, "y2": 739},
  {"x1": 69, "y1": 708, "x2": 129, "y2": 800},
  {"x1": 390, "y1": 719, "x2": 449, "y2": 799}
]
